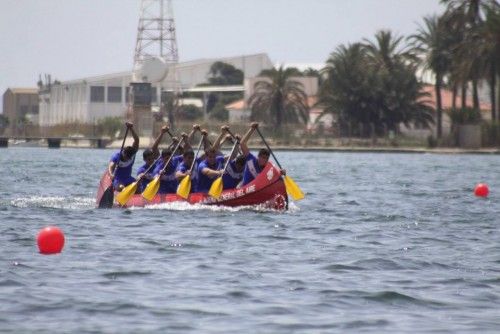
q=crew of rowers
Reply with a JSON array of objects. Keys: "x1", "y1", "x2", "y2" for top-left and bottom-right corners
[{"x1": 108, "y1": 122, "x2": 285, "y2": 195}]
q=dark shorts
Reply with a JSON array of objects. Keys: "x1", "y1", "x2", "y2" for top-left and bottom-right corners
[{"x1": 113, "y1": 175, "x2": 136, "y2": 190}]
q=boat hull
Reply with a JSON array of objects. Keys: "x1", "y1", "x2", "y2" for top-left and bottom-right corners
[{"x1": 96, "y1": 163, "x2": 288, "y2": 210}]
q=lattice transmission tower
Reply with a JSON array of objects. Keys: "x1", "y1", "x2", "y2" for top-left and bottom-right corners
[{"x1": 133, "y1": 0, "x2": 179, "y2": 73}]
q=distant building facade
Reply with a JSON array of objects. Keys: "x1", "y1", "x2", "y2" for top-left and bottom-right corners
[
  {"x1": 2, "y1": 88, "x2": 39, "y2": 136},
  {"x1": 39, "y1": 53, "x2": 273, "y2": 127}
]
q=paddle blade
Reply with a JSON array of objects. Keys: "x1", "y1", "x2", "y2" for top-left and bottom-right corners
[
  {"x1": 142, "y1": 176, "x2": 160, "y2": 201},
  {"x1": 98, "y1": 186, "x2": 114, "y2": 208},
  {"x1": 208, "y1": 177, "x2": 223, "y2": 199},
  {"x1": 116, "y1": 182, "x2": 138, "y2": 206},
  {"x1": 284, "y1": 175, "x2": 304, "y2": 201},
  {"x1": 177, "y1": 176, "x2": 191, "y2": 199}
]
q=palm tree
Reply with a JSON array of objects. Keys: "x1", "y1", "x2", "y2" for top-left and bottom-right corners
[
  {"x1": 317, "y1": 43, "x2": 379, "y2": 135},
  {"x1": 410, "y1": 15, "x2": 451, "y2": 138},
  {"x1": 482, "y1": 4, "x2": 500, "y2": 120},
  {"x1": 317, "y1": 41, "x2": 434, "y2": 136},
  {"x1": 441, "y1": 0, "x2": 498, "y2": 111},
  {"x1": 302, "y1": 67, "x2": 324, "y2": 86},
  {"x1": 362, "y1": 30, "x2": 432, "y2": 133},
  {"x1": 248, "y1": 66, "x2": 309, "y2": 130},
  {"x1": 465, "y1": 4, "x2": 500, "y2": 120},
  {"x1": 442, "y1": 0, "x2": 500, "y2": 119},
  {"x1": 363, "y1": 30, "x2": 416, "y2": 73}
]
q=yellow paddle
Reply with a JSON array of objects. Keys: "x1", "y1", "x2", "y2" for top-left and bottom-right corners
[
  {"x1": 116, "y1": 129, "x2": 177, "y2": 206},
  {"x1": 115, "y1": 155, "x2": 162, "y2": 206},
  {"x1": 177, "y1": 134, "x2": 205, "y2": 199},
  {"x1": 255, "y1": 128, "x2": 304, "y2": 201},
  {"x1": 142, "y1": 137, "x2": 185, "y2": 201},
  {"x1": 208, "y1": 139, "x2": 240, "y2": 199}
]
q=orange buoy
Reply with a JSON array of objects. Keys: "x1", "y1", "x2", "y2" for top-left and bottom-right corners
[
  {"x1": 474, "y1": 183, "x2": 489, "y2": 198},
  {"x1": 37, "y1": 226, "x2": 65, "y2": 254}
]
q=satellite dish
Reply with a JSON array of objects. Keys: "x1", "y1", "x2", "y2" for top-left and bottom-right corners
[{"x1": 133, "y1": 57, "x2": 169, "y2": 83}]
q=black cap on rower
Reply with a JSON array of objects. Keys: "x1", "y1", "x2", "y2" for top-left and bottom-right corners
[{"x1": 143, "y1": 148, "x2": 153, "y2": 160}]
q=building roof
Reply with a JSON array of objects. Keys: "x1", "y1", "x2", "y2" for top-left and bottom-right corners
[
  {"x1": 226, "y1": 95, "x2": 319, "y2": 111},
  {"x1": 422, "y1": 84, "x2": 491, "y2": 111},
  {"x1": 5, "y1": 87, "x2": 38, "y2": 94},
  {"x1": 59, "y1": 53, "x2": 273, "y2": 85},
  {"x1": 176, "y1": 53, "x2": 271, "y2": 69},
  {"x1": 226, "y1": 99, "x2": 245, "y2": 110}
]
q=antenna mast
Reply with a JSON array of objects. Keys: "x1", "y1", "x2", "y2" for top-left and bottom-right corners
[{"x1": 133, "y1": 0, "x2": 179, "y2": 73}]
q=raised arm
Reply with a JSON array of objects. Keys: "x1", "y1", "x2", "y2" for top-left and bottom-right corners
[
  {"x1": 180, "y1": 132, "x2": 189, "y2": 151},
  {"x1": 240, "y1": 122, "x2": 258, "y2": 157},
  {"x1": 126, "y1": 122, "x2": 139, "y2": 152},
  {"x1": 184, "y1": 124, "x2": 200, "y2": 151},
  {"x1": 201, "y1": 129, "x2": 211, "y2": 152},
  {"x1": 197, "y1": 129, "x2": 209, "y2": 160},
  {"x1": 220, "y1": 133, "x2": 234, "y2": 147},
  {"x1": 168, "y1": 137, "x2": 179, "y2": 151},
  {"x1": 228, "y1": 134, "x2": 241, "y2": 161},
  {"x1": 151, "y1": 125, "x2": 169, "y2": 159},
  {"x1": 211, "y1": 125, "x2": 229, "y2": 152}
]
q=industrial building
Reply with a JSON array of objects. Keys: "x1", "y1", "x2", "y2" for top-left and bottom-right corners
[
  {"x1": 38, "y1": 53, "x2": 273, "y2": 128},
  {"x1": 2, "y1": 88, "x2": 39, "y2": 136}
]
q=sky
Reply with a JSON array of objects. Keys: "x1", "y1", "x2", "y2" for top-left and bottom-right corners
[{"x1": 0, "y1": 0, "x2": 445, "y2": 113}]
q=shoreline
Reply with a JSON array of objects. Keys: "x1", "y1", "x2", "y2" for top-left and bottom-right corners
[{"x1": 5, "y1": 142, "x2": 500, "y2": 154}]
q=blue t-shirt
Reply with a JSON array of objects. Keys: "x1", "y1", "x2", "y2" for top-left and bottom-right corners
[
  {"x1": 222, "y1": 159, "x2": 244, "y2": 189},
  {"x1": 242, "y1": 153, "x2": 262, "y2": 186},
  {"x1": 176, "y1": 157, "x2": 202, "y2": 193},
  {"x1": 172, "y1": 154, "x2": 184, "y2": 166},
  {"x1": 197, "y1": 156, "x2": 225, "y2": 193},
  {"x1": 110, "y1": 151, "x2": 136, "y2": 185},
  {"x1": 153, "y1": 159, "x2": 179, "y2": 194},
  {"x1": 136, "y1": 160, "x2": 158, "y2": 192}
]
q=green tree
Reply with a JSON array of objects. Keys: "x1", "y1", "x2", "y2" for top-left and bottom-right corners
[
  {"x1": 317, "y1": 43, "x2": 380, "y2": 134},
  {"x1": 410, "y1": 15, "x2": 452, "y2": 138},
  {"x1": 302, "y1": 67, "x2": 324, "y2": 86},
  {"x1": 440, "y1": 0, "x2": 498, "y2": 111},
  {"x1": 98, "y1": 117, "x2": 122, "y2": 139},
  {"x1": 206, "y1": 61, "x2": 244, "y2": 86},
  {"x1": 0, "y1": 114, "x2": 9, "y2": 135},
  {"x1": 318, "y1": 35, "x2": 435, "y2": 137},
  {"x1": 209, "y1": 101, "x2": 229, "y2": 121},
  {"x1": 178, "y1": 104, "x2": 203, "y2": 121},
  {"x1": 248, "y1": 66, "x2": 309, "y2": 129},
  {"x1": 363, "y1": 30, "x2": 434, "y2": 132}
]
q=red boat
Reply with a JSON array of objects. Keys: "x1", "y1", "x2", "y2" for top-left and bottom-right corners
[{"x1": 96, "y1": 163, "x2": 288, "y2": 210}]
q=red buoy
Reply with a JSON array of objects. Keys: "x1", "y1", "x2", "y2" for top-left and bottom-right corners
[
  {"x1": 37, "y1": 226, "x2": 65, "y2": 254},
  {"x1": 474, "y1": 183, "x2": 489, "y2": 197}
]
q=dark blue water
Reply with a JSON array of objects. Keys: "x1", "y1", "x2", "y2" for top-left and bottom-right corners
[{"x1": 1, "y1": 148, "x2": 499, "y2": 333}]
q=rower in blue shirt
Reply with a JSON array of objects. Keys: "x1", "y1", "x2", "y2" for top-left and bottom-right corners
[
  {"x1": 152, "y1": 149, "x2": 180, "y2": 194},
  {"x1": 108, "y1": 122, "x2": 139, "y2": 191},
  {"x1": 136, "y1": 125, "x2": 169, "y2": 192},
  {"x1": 213, "y1": 133, "x2": 246, "y2": 190},
  {"x1": 240, "y1": 122, "x2": 286, "y2": 186},
  {"x1": 175, "y1": 149, "x2": 202, "y2": 193},
  {"x1": 197, "y1": 147, "x2": 225, "y2": 193},
  {"x1": 222, "y1": 154, "x2": 247, "y2": 189}
]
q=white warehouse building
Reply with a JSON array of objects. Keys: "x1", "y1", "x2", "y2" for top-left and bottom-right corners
[{"x1": 39, "y1": 53, "x2": 273, "y2": 127}]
